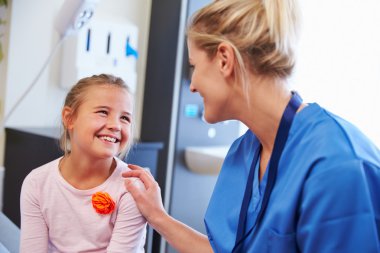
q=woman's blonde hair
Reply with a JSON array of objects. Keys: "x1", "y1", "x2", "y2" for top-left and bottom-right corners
[
  {"x1": 59, "y1": 74, "x2": 134, "y2": 159},
  {"x1": 187, "y1": 0, "x2": 300, "y2": 90}
]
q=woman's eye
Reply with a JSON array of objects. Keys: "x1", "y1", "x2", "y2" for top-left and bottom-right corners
[{"x1": 189, "y1": 64, "x2": 195, "y2": 79}]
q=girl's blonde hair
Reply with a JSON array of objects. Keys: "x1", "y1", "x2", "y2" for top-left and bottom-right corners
[
  {"x1": 187, "y1": 0, "x2": 300, "y2": 91},
  {"x1": 59, "y1": 73, "x2": 134, "y2": 159}
]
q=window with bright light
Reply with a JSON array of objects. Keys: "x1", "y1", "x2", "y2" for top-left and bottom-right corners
[
  {"x1": 290, "y1": 0, "x2": 380, "y2": 146},
  {"x1": 239, "y1": 1, "x2": 380, "y2": 146}
]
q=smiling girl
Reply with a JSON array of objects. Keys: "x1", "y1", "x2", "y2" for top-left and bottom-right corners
[{"x1": 20, "y1": 74, "x2": 146, "y2": 253}]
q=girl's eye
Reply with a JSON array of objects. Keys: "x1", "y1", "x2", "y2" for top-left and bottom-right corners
[
  {"x1": 121, "y1": 115, "x2": 131, "y2": 123},
  {"x1": 97, "y1": 110, "x2": 108, "y2": 115}
]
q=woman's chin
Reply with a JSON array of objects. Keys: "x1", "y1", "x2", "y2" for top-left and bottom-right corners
[{"x1": 203, "y1": 114, "x2": 219, "y2": 124}]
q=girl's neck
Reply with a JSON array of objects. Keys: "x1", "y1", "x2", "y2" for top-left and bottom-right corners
[{"x1": 59, "y1": 154, "x2": 116, "y2": 190}]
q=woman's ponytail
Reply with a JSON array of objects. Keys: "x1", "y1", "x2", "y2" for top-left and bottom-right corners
[{"x1": 263, "y1": 0, "x2": 300, "y2": 54}]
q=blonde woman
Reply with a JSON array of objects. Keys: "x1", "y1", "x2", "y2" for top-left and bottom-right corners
[{"x1": 123, "y1": 1, "x2": 380, "y2": 252}]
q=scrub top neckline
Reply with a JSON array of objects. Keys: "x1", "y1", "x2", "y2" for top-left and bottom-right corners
[
  {"x1": 251, "y1": 154, "x2": 267, "y2": 213},
  {"x1": 290, "y1": 103, "x2": 319, "y2": 134}
]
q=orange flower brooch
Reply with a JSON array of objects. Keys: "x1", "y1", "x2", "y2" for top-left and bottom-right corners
[{"x1": 92, "y1": 192, "x2": 115, "y2": 215}]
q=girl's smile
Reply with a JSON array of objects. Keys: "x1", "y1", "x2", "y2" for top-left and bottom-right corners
[{"x1": 65, "y1": 85, "x2": 133, "y2": 160}]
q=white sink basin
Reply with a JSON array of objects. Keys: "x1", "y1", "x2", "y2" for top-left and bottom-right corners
[{"x1": 184, "y1": 145, "x2": 230, "y2": 174}]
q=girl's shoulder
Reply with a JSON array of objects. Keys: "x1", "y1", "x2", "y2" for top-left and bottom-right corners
[
  {"x1": 23, "y1": 157, "x2": 61, "y2": 184},
  {"x1": 113, "y1": 157, "x2": 129, "y2": 174}
]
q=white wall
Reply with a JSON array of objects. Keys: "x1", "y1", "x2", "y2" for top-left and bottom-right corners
[
  {"x1": 291, "y1": 0, "x2": 380, "y2": 146},
  {"x1": 2, "y1": 0, "x2": 151, "y2": 132}
]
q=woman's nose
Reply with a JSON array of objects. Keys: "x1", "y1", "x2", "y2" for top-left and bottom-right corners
[{"x1": 189, "y1": 83, "x2": 197, "y2": 93}]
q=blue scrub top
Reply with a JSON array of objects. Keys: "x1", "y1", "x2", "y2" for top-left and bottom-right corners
[{"x1": 204, "y1": 103, "x2": 380, "y2": 253}]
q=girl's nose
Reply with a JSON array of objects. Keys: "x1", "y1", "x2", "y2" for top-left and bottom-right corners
[{"x1": 107, "y1": 117, "x2": 121, "y2": 131}]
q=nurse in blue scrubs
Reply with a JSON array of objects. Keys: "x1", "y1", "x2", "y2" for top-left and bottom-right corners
[{"x1": 123, "y1": 0, "x2": 380, "y2": 252}]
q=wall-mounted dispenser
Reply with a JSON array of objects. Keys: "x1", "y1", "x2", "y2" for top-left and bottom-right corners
[
  {"x1": 55, "y1": 0, "x2": 99, "y2": 38},
  {"x1": 59, "y1": 19, "x2": 139, "y2": 92}
]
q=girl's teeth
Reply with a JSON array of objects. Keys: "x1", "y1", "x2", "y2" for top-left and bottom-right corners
[{"x1": 101, "y1": 136, "x2": 117, "y2": 143}]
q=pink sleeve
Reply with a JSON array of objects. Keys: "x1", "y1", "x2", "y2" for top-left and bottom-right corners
[
  {"x1": 107, "y1": 192, "x2": 147, "y2": 253},
  {"x1": 20, "y1": 173, "x2": 49, "y2": 253}
]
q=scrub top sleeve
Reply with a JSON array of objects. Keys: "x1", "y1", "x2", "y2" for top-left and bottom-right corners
[{"x1": 297, "y1": 160, "x2": 380, "y2": 253}]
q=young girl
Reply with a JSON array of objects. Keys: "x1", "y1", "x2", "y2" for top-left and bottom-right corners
[{"x1": 20, "y1": 74, "x2": 146, "y2": 252}]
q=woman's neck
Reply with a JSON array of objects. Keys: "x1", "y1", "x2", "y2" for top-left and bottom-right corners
[
  {"x1": 234, "y1": 76, "x2": 296, "y2": 180},
  {"x1": 237, "y1": 75, "x2": 308, "y2": 180},
  {"x1": 241, "y1": 77, "x2": 292, "y2": 153}
]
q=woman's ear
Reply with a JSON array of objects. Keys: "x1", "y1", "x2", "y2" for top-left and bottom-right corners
[
  {"x1": 216, "y1": 42, "x2": 235, "y2": 78},
  {"x1": 62, "y1": 106, "x2": 74, "y2": 130}
]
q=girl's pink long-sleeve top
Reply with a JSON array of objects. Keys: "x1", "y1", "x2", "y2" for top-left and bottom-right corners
[{"x1": 20, "y1": 157, "x2": 147, "y2": 253}]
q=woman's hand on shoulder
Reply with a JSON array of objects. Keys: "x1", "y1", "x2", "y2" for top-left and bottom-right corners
[
  {"x1": 122, "y1": 164, "x2": 167, "y2": 227},
  {"x1": 124, "y1": 164, "x2": 214, "y2": 253}
]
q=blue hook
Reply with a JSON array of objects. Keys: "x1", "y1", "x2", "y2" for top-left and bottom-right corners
[{"x1": 125, "y1": 37, "x2": 138, "y2": 59}]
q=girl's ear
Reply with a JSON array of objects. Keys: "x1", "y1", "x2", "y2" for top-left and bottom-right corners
[
  {"x1": 62, "y1": 106, "x2": 74, "y2": 130},
  {"x1": 216, "y1": 42, "x2": 235, "y2": 78}
]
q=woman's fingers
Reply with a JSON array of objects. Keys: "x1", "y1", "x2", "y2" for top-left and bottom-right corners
[
  {"x1": 124, "y1": 177, "x2": 145, "y2": 198},
  {"x1": 122, "y1": 164, "x2": 166, "y2": 224},
  {"x1": 123, "y1": 164, "x2": 154, "y2": 189},
  {"x1": 126, "y1": 163, "x2": 145, "y2": 171}
]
